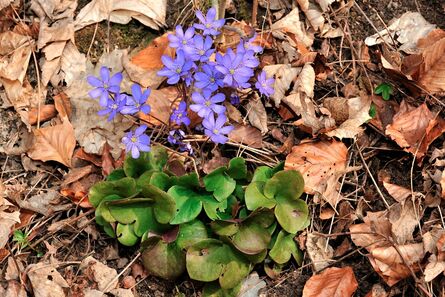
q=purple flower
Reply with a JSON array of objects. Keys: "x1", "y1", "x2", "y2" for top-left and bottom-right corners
[
  {"x1": 194, "y1": 63, "x2": 224, "y2": 92},
  {"x1": 215, "y1": 48, "x2": 253, "y2": 88},
  {"x1": 98, "y1": 93, "x2": 127, "y2": 121},
  {"x1": 230, "y1": 93, "x2": 240, "y2": 105},
  {"x1": 194, "y1": 7, "x2": 225, "y2": 36},
  {"x1": 168, "y1": 129, "x2": 185, "y2": 145},
  {"x1": 241, "y1": 50, "x2": 260, "y2": 68},
  {"x1": 202, "y1": 113, "x2": 233, "y2": 144},
  {"x1": 187, "y1": 35, "x2": 214, "y2": 62},
  {"x1": 179, "y1": 142, "x2": 194, "y2": 155},
  {"x1": 168, "y1": 25, "x2": 195, "y2": 52},
  {"x1": 237, "y1": 34, "x2": 263, "y2": 54},
  {"x1": 158, "y1": 50, "x2": 194, "y2": 84},
  {"x1": 122, "y1": 125, "x2": 151, "y2": 159},
  {"x1": 255, "y1": 71, "x2": 275, "y2": 97},
  {"x1": 170, "y1": 101, "x2": 191, "y2": 126},
  {"x1": 190, "y1": 91, "x2": 226, "y2": 118},
  {"x1": 87, "y1": 66, "x2": 123, "y2": 106},
  {"x1": 121, "y1": 84, "x2": 151, "y2": 115}
]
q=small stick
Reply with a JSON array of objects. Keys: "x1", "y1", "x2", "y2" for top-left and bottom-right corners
[{"x1": 252, "y1": 0, "x2": 258, "y2": 27}]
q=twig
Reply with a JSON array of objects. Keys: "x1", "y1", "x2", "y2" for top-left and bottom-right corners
[
  {"x1": 103, "y1": 252, "x2": 141, "y2": 292},
  {"x1": 252, "y1": 0, "x2": 258, "y2": 27}
]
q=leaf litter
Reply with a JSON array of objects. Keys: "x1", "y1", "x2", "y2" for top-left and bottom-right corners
[{"x1": 1, "y1": 0, "x2": 445, "y2": 296}]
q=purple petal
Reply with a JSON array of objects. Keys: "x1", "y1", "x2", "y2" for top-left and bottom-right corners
[
  {"x1": 207, "y1": 7, "x2": 216, "y2": 21},
  {"x1": 131, "y1": 84, "x2": 142, "y2": 100},
  {"x1": 99, "y1": 93, "x2": 109, "y2": 106},
  {"x1": 138, "y1": 134, "x2": 151, "y2": 146},
  {"x1": 212, "y1": 104, "x2": 226, "y2": 114},
  {"x1": 100, "y1": 66, "x2": 110, "y2": 82},
  {"x1": 215, "y1": 114, "x2": 227, "y2": 128},
  {"x1": 109, "y1": 72, "x2": 123, "y2": 86},
  {"x1": 210, "y1": 93, "x2": 225, "y2": 103},
  {"x1": 191, "y1": 92, "x2": 205, "y2": 104},
  {"x1": 131, "y1": 146, "x2": 140, "y2": 159},
  {"x1": 88, "y1": 88, "x2": 103, "y2": 98},
  {"x1": 87, "y1": 76, "x2": 102, "y2": 87},
  {"x1": 135, "y1": 125, "x2": 147, "y2": 136},
  {"x1": 195, "y1": 10, "x2": 206, "y2": 24},
  {"x1": 161, "y1": 55, "x2": 175, "y2": 69},
  {"x1": 140, "y1": 105, "x2": 151, "y2": 114},
  {"x1": 219, "y1": 125, "x2": 234, "y2": 134}
]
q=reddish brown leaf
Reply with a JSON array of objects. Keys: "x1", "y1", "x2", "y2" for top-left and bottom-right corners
[
  {"x1": 53, "y1": 92, "x2": 72, "y2": 119},
  {"x1": 61, "y1": 165, "x2": 94, "y2": 187},
  {"x1": 302, "y1": 266, "x2": 358, "y2": 297},
  {"x1": 139, "y1": 87, "x2": 179, "y2": 126},
  {"x1": 285, "y1": 140, "x2": 348, "y2": 208},
  {"x1": 229, "y1": 125, "x2": 263, "y2": 148},
  {"x1": 28, "y1": 105, "x2": 57, "y2": 125},
  {"x1": 385, "y1": 101, "x2": 445, "y2": 161},
  {"x1": 131, "y1": 33, "x2": 174, "y2": 70},
  {"x1": 416, "y1": 32, "x2": 445, "y2": 93},
  {"x1": 101, "y1": 142, "x2": 115, "y2": 176},
  {"x1": 27, "y1": 118, "x2": 76, "y2": 167}
]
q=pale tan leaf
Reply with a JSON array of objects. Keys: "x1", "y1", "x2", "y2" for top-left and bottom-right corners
[
  {"x1": 382, "y1": 181, "x2": 412, "y2": 203},
  {"x1": 271, "y1": 8, "x2": 314, "y2": 47},
  {"x1": 302, "y1": 266, "x2": 358, "y2": 297},
  {"x1": 263, "y1": 64, "x2": 300, "y2": 107},
  {"x1": 285, "y1": 140, "x2": 348, "y2": 208},
  {"x1": 417, "y1": 36, "x2": 445, "y2": 93},
  {"x1": 0, "y1": 31, "x2": 32, "y2": 83},
  {"x1": 80, "y1": 256, "x2": 118, "y2": 292},
  {"x1": 37, "y1": 19, "x2": 74, "y2": 49},
  {"x1": 0, "y1": 200, "x2": 20, "y2": 249},
  {"x1": 27, "y1": 119, "x2": 76, "y2": 167},
  {"x1": 306, "y1": 233, "x2": 334, "y2": 272},
  {"x1": 349, "y1": 211, "x2": 392, "y2": 250},
  {"x1": 27, "y1": 262, "x2": 69, "y2": 297},
  {"x1": 385, "y1": 101, "x2": 445, "y2": 161},
  {"x1": 74, "y1": 0, "x2": 167, "y2": 31},
  {"x1": 246, "y1": 98, "x2": 268, "y2": 134},
  {"x1": 229, "y1": 125, "x2": 262, "y2": 148},
  {"x1": 389, "y1": 201, "x2": 419, "y2": 244},
  {"x1": 424, "y1": 255, "x2": 445, "y2": 282}
]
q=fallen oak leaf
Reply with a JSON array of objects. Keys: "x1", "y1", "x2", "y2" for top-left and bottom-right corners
[
  {"x1": 285, "y1": 140, "x2": 348, "y2": 208},
  {"x1": 385, "y1": 101, "x2": 445, "y2": 162},
  {"x1": 27, "y1": 118, "x2": 76, "y2": 167},
  {"x1": 302, "y1": 266, "x2": 358, "y2": 297}
]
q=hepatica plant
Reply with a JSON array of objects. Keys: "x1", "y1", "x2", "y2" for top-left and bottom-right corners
[
  {"x1": 89, "y1": 146, "x2": 308, "y2": 296},
  {"x1": 87, "y1": 7, "x2": 275, "y2": 157}
]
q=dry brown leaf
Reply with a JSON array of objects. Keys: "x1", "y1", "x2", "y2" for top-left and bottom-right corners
[
  {"x1": 297, "y1": 0, "x2": 342, "y2": 38},
  {"x1": 0, "y1": 199, "x2": 20, "y2": 249},
  {"x1": 365, "y1": 284, "x2": 388, "y2": 297},
  {"x1": 302, "y1": 266, "x2": 358, "y2": 297},
  {"x1": 385, "y1": 101, "x2": 445, "y2": 161},
  {"x1": 350, "y1": 211, "x2": 392, "y2": 250},
  {"x1": 53, "y1": 92, "x2": 72, "y2": 119},
  {"x1": 138, "y1": 87, "x2": 178, "y2": 126},
  {"x1": 61, "y1": 165, "x2": 95, "y2": 187},
  {"x1": 382, "y1": 182, "x2": 412, "y2": 203},
  {"x1": 0, "y1": 280, "x2": 26, "y2": 297},
  {"x1": 306, "y1": 233, "x2": 334, "y2": 272},
  {"x1": 125, "y1": 33, "x2": 174, "y2": 88},
  {"x1": 80, "y1": 256, "x2": 118, "y2": 292},
  {"x1": 27, "y1": 262, "x2": 69, "y2": 297},
  {"x1": 28, "y1": 105, "x2": 57, "y2": 125},
  {"x1": 263, "y1": 64, "x2": 300, "y2": 107},
  {"x1": 424, "y1": 254, "x2": 445, "y2": 282},
  {"x1": 388, "y1": 200, "x2": 419, "y2": 244},
  {"x1": 229, "y1": 125, "x2": 263, "y2": 148},
  {"x1": 74, "y1": 0, "x2": 167, "y2": 31},
  {"x1": 417, "y1": 35, "x2": 445, "y2": 94},
  {"x1": 15, "y1": 189, "x2": 69, "y2": 216},
  {"x1": 27, "y1": 118, "x2": 76, "y2": 167},
  {"x1": 285, "y1": 140, "x2": 348, "y2": 208},
  {"x1": 271, "y1": 7, "x2": 314, "y2": 47},
  {"x1": 246, "y1": 98, "x2": 268, "y2": 134}
]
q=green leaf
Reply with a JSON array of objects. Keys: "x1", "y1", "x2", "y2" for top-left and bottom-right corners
[
  {"x1": 269, "y1": 230, "x2": 299, "y2": 264},
  {"x1": 139, "y1": 184, "x2": 176, "y2": 224},
  {"x1": 369, "y1": 103, "x2": 377, "y2": 119},
  {"x1": 218, "y1": 246, "x2": 251, "y2": 289},
  {"x1": 116, "y1": 223, "x2": 138, "y2": 246},
  {"x1": 245, "y1": 250, "x2": 267, "y2": 264},
  {"x1": 263, "y1": 170, "x2": 304, "y2": 201},
  {"x1": 231, "y1": 223, "x2": 271, "y2": 255},
  {"x1": 251, "y1": 166, "x2": 273, "y2": 183},
  {"x1": 137, "y1": 170, "x2": 171, "y2": 192},
  {"x1": 374, "y1": 82, "x2": 393, "y2": 101},
  {"x1": 89, "y1": 177, "x2": 138, "y2": 207},
  {"x1": 96, "y1": 194, "x2": 122, "y2": 223},
  {"x1": 186, "y1": 239, "x2": 225, "y2": 282},
  {"x1": 176, "y1": 220, "x2": 209, "y2": 249},
  {"x1": 171, "y1": 172, "x2": 200, "y2": 188},
  {"x1": 245, "y1": 181, "x2": 276, "y2": 211},
  {"x1": 168, "y1": 186, "x2": 203, "y2": 224},
  {"x1": 202, "y1": 282, "x2": 241, "y2": 297},
  {"x1": 227, "y1": 158, "x2": 247, "y2": 180},
  {"x1": 211, "y1": 221, "x2": 239, "y2": 236},
  {"x1": 204, "y1": 167, "x2": 236, "y2": 202},
  {"x1": 124, "y1": 146, "x2": 168, "y2": 177},
  {"x1": 274, "y1": 197, "x2": 308, "y2": 233},
  {"x1": 201, "y1": 195, "x2": 228, "y2": 220},
  {"x1": 106, "y1": 168, "x2": 126, "y2": 181},
  {"x1": 141, "y1": 238, "x2": 186, "y2": 279}
]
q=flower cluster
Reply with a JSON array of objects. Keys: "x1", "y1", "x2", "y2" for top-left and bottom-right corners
[
  {"x1": 87, "y1": 7, "x2": 275, "y2": 159},
  {"x1": 87, "y1": 67, "x2": 152, "y2": 159},
  {"x1": 158, "y1": 7, "x2": 275, "y2": 146}
]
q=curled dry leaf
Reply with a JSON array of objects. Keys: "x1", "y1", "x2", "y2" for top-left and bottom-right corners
[
  {"x1": 388, "y1": 200, "x2": 419, "y2": 244},
  {"x1": 365, "y1": 12, "x2": 435, "y2": 54},
  {"x1": 297, "y1": 0, "x2": 343, "y2": 38},
  {"x1": 229, "y1": 125, "x2": 263, "y2": 148},
  {"x1": 27, "y1": 118, "x2": 76, "y2": 167},
  {"x1": 80, "y1": 256, "x2": 118, "y2": 292},
  {"x1": 285, "y1": 140, "x2": 348, "y2": 208},
  {"x1": 75, "y1": 0, "x2": 167, "y2": 31},
  {"x1": 416, "y1": 33, "x2": 445, "y2": 94},
  {"x1": 125, "y1": 33, "x2": 174, "y2": 89},
  {"x1": 385, "y1": 101, "x2": 445, "y2": 162},
  {"x1": 27, "y1": 262, "x2": 69, "y2": 297},
  {"x1": 0, "y1": 199, "x2": 20, "y2": 249},
  {"x1": 306, "y1": 233, "x2": 334, "y2": 272},
  {"x1": 263, "y1": 64, "x2": 300, "y2": 107},
  {"x1": 302, "y1": 266, "x2": 358, "y2": 297},
  {"x1": 382, "y1": 181, "x2": 412, "y2": 203},
  {"x1": 271, "y1": 7, "x2": 314, "y2": 47},
  {"x1": 246, "y1": 97, "x2": 268, "y2": 134},
  {"x1": 28, "y1": 105, "x2": 57, "y2": 125}
]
